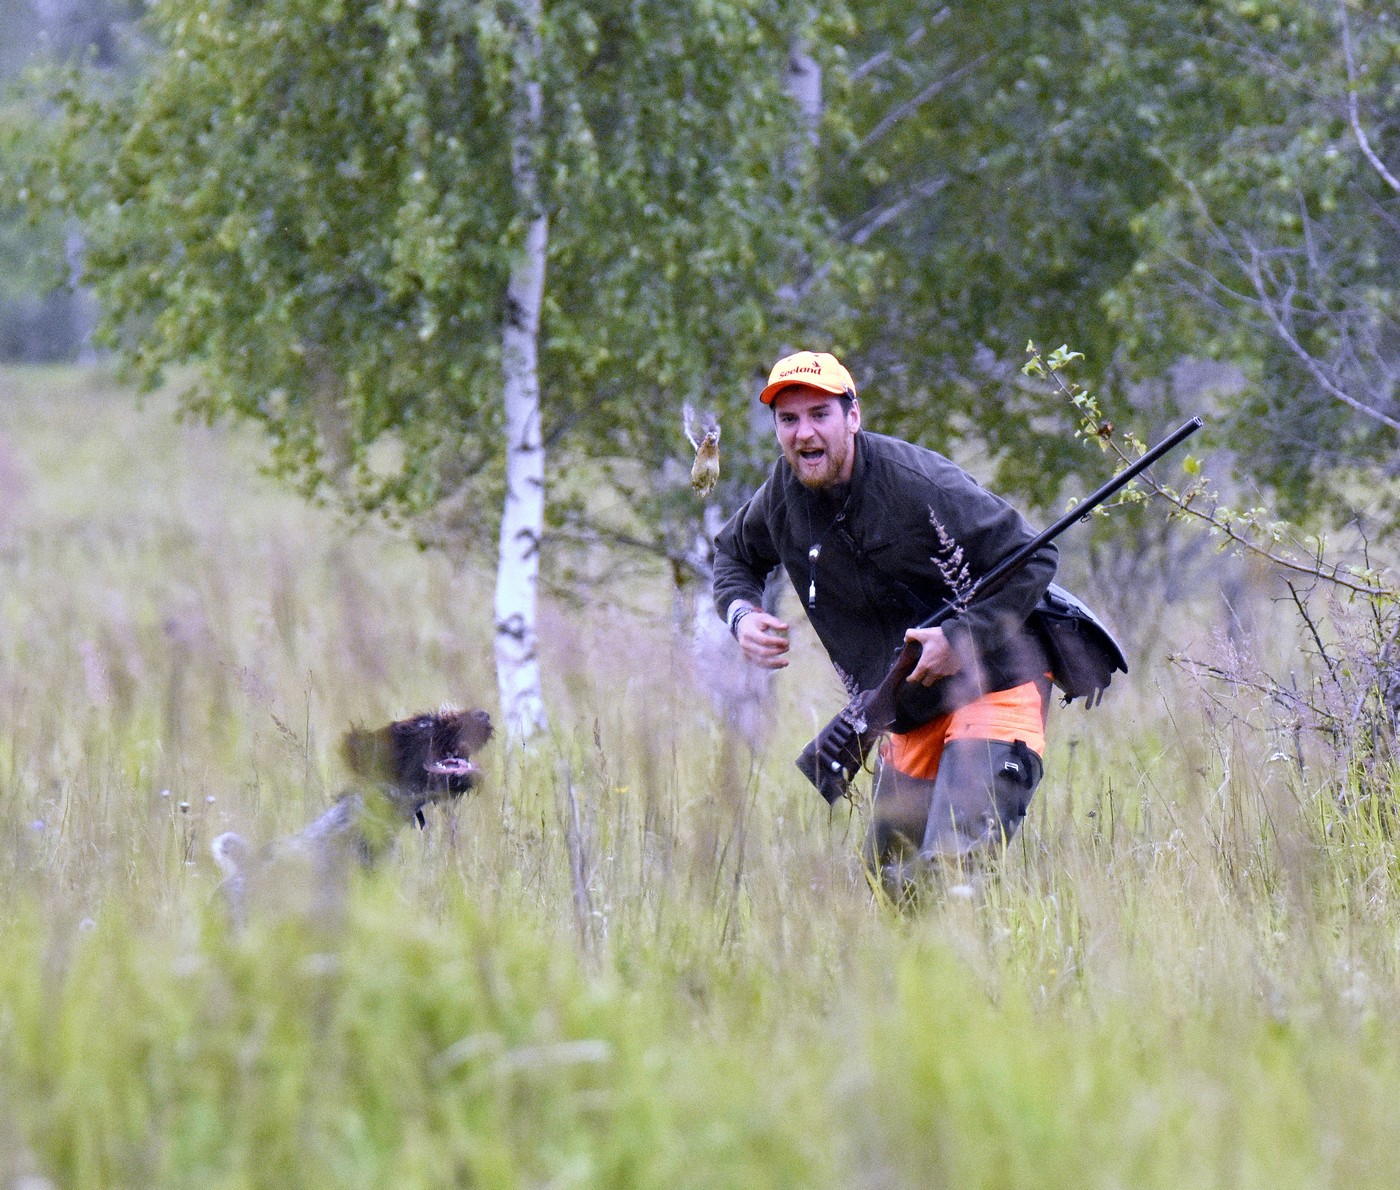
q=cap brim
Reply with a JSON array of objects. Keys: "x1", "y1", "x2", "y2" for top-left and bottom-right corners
[{"x1": 759, "y1": 377, "x2": 851, "y2": 405}]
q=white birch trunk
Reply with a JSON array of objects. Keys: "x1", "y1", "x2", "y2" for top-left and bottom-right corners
[
  {"x1": 64, "y1": 229, "x2": 99, "y2": 366},
  {"x1": 773, "y1": 39, "x2": 822, "y2": 314},
  {"x1": 786, "y1": 39, "x2": 822, "y2": 150},
  {"x1": 495, "y1": 0, "x2": 549, "y2": 742}
]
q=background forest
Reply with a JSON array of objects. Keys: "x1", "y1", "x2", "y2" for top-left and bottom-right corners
[{"x1": 2, "y1": 0, "x2": 1400, "y2": 1185}]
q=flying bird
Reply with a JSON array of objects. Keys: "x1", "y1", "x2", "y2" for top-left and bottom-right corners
[{"x1": 683, "y1": 404, "x2": 721, "y2": 498}]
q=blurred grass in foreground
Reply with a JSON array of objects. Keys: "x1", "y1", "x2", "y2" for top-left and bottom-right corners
[{"x1": 2, "y1": 365, "x2": 1400, "y2": 1187}]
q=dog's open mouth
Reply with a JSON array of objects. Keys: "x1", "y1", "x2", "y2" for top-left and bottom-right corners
[{"x1": 425, "y1": 756, "x2": 478, "y2": 777}]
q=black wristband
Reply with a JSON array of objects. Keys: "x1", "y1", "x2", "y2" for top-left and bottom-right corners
[{"x1": 729, "y1": 606, "x2": 755, "y2": 638}]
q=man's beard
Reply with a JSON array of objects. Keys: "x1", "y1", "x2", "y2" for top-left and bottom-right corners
[{"x1": 784, "y1": 440, "x2": 850, "y2": 489}]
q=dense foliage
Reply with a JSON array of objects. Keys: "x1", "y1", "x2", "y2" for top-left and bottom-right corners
[
  {"x1": 9, "y1": 0, "x2": 1399, "y2": 534},
  {"x1": 22, "y1": 0, "x2": 852, "y2": 540},
  {"x1": 1108, "y1": 0, "x2": 1400, "y2": 525},
  {"x1": 816, "y1": 1, "x2": 1399, "y2": 524}
]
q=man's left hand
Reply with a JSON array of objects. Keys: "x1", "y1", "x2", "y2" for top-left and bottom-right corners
[{"x1": 903, "y1": 626, "x2": 962, "y2": 686}]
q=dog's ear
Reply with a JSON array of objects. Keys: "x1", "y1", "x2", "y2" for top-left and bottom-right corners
[{"x1": 341, "y1": 724, "x2": 395, "y2": 782}]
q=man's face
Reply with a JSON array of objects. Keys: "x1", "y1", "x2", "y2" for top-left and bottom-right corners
[{"x1": 772, "y1": 385, "x2": 861, "y2": 490}]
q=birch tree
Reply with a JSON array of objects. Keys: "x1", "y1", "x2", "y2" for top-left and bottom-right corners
[
  {"x1": 30, "y1": 0, "x2": 843, "y2": 743},
  {"x1": 496, "y1": 0, "x2": 548, "y2": 739}
]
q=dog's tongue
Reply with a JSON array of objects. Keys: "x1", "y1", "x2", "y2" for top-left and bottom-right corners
[{"x1": 425, "y1": 756, "x2": 477, "y2": 776}]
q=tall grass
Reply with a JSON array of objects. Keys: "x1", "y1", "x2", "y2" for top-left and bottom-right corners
[{"x1": 2, "y1": 364, "x2": 1399, "y2": 1187}]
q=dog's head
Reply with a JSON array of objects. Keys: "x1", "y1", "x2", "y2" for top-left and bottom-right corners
[{"x1": 341, "y1": 707, "x2": 494, "y2": 806}]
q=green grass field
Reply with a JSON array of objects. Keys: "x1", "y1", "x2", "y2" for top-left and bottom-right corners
[{"x1": 2, "y1": 365, "x2": 1399, "y2": 1188}]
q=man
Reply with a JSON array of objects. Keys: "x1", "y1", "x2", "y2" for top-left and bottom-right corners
[{"x1": 712, "y1": 350, "x2": 1057, "y2": 891}]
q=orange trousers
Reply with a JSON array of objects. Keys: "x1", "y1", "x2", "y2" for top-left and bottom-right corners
[{"x1": 881, "y1": 680, "x2": 1049, "y2": 780}]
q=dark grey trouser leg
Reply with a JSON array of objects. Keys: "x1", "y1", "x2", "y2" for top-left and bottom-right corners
[
  {"x1": 865, "y1": 761, "x2": 935, "y2": 870},
  {"x1": 864, "y1": 738, "x2": 1045, "y2": 868},
  {"x1": 919, "y1": 738, "x2": 1043, "y2": 863}
]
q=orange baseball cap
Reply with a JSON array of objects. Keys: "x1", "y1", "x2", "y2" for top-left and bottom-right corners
[{"x1": 759, "y1": 350, "x2": 857, "y2": 405}]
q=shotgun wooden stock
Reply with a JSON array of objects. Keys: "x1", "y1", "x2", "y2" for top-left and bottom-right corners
[{"x1": 796, "y1": 418, "x2": 1204, "y2": 803}]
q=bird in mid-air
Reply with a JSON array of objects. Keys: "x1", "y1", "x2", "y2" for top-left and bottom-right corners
[{"x1": 683, "y1": 403, "x2": 721, "y2": 498}]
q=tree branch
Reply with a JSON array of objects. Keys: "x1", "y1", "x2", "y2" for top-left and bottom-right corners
[
  {"x1": 1170, "y1": 654, "x2": 1342, "y2": 730},
  {"x1": 845, "y1": 54, "x2": 986, "y2": 161},
  {"x1": 842, "y1": 176, "x2": 948, "y2": 246},
  {"x1": 847, "y1": 12, "x2": 948, "y2": 83},
  {"x1": 1175, "y1": 177, "x2": 1400, "y2": 434},
  {"x1": 1027, "y1": 343, "x2": 1396, "y2": 600},
  {"x1": 1240, "y1": 232, "x2": 1400, "y2": 433},
  {"x1": 1339, "y1": 0, "x2": 1400, "y2": 196}
]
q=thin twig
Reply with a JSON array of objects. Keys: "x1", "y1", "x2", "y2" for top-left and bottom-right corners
[
  {"x1": 1339, "y1": 0, "x2": 1400, "y2": 196},
  {"x1": 1287, "y1": 580, "x2": 1342, "y2": 686},
  {"x1": 846, "y1": 55, "x2": 987, "y2": 160},
  {"x1": 1037, "y1": 352, "x2": 1394, "y2": 598},
  {"x1": 1171, "y1": 654, "x2": 1340, "y2": 727}
]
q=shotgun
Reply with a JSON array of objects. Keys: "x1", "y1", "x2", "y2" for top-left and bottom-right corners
[{"x1": 796, "y1": 417, "x2": 1204, "y2": 803}]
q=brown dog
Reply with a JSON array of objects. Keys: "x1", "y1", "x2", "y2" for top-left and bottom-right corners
[{"x1": 212, "y1": 706, "x2": 493, "y2": 916}]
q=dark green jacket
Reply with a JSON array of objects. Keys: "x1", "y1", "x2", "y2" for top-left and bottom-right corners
[{"x1": 712, "y1": 431, "x2": 1056, "y2": 731}]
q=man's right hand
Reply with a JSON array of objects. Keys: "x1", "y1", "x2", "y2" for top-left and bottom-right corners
[
  {"x1": 735, "y1": 609, "x2": 790, "y2": 669},
  {"x1": 903, "y1": 625, "x2": 962, "y2": 686}
]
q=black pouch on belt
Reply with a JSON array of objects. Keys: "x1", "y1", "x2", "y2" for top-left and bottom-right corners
[{"x1": 1028, "y1": 583, "x2": 1128, "y2": 709}]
